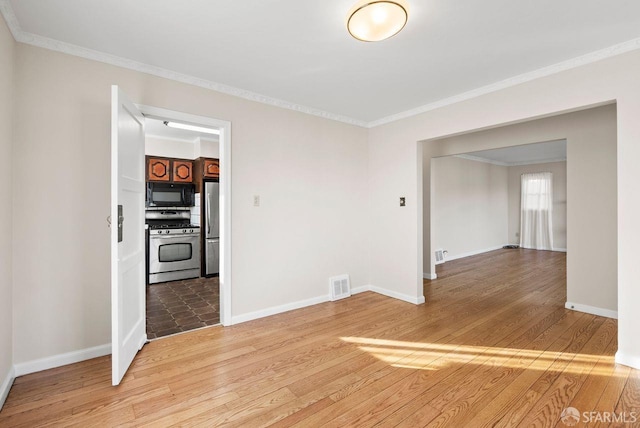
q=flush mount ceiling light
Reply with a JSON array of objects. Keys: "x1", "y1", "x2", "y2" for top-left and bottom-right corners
[
  {"x1": 347, "y1": 0, "x2": 409, "y2": 42},
  {"x1": 164, "y1": 121, "x2": 220, "y2": 135}
]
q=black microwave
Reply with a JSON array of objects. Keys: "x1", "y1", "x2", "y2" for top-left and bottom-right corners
[{"x1": 146, "y1": 182, "x2": 195, "y2": 207}]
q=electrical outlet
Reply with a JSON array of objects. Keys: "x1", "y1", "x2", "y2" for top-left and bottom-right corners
[
  {"x1": 253, "y1": 195, "x2": 260, "y2": 207},
  {"x1": 400, "y1": 197, "x2": 406, "y2": 207}
]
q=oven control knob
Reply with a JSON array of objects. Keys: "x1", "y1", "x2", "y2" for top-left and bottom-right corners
[
  {"x1": 165, "y1": 230, "x2": 170, "y2": 234},
  {"x1": 157, "y1": 230, "x2": 162, "y2": 234},
  {"x1": 190, "y1": 229, "x2": 194, "y2": 233},
  {"x1": 183, "y1": 229, "x2": 187, "y2": 233}
]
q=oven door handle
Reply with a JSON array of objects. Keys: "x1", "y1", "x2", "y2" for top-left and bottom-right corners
[{"x1": 150, "y1": 234, "x2": 199, "y2": 240}]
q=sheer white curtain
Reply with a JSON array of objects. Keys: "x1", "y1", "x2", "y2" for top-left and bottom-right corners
[{"x1": 520, "y1": 172, "x2": 553, "y2": 250}]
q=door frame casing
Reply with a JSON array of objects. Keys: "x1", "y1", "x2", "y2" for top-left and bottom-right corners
[{"x1": 138, "y1": 104, "x2": 232, "y2": 326}]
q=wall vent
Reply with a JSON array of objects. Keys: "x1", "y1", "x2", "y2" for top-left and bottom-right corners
[
  {"x1": 329, "y1": 274, "x2": 351, "y2": 301},
  {"x1": 435, "y1": 249, "x2": 445, "y2": 265}
]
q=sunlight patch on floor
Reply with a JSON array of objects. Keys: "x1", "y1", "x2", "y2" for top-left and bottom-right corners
[{"x1": 340, "y1": 337, "x2": 615, "y2": 375}]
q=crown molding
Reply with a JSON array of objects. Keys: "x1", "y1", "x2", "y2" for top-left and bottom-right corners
[
  {"x1": 453, "y1": 154, "x2": 510, "y2": 166},
  {"x1": 453, "y1": 153, "x2": 566, "y2": 167},
  {"x1": 0, "y1": 1, "x2": 368, "y2": 128},
  {"x1": 0, "y1": 0, "x2": 20, "y2": 40},
  {"x1": 507, "y1": 157, "x2": 567, "y2": 167},
  {"x1": 24, "y1": 33, "x2": 369, "y2": 128},
  {"x1": 368, "y1": 37, "x2": 640, "y2": 128},
  {"x1": 3, "y1": 0, "x2": 640, "y2": 130}
]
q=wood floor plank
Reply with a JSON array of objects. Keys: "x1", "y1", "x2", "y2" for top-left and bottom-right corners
[{"x1": 1, "y1": 249, "x2": 638, "y2": 427}]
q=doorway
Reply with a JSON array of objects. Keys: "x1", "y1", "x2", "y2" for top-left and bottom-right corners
[
  {"x1": 421, "y1": 104, "x2": 618, "y2": 319},
  {"x1": 137, "y1": 105, "x2": 232, "y2": 336},
  {"x1": 430, "y1": 140, "x2": 567, "y2": 267}
]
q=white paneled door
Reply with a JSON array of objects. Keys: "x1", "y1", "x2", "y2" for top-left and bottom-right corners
[{"x1": 111, "y1": 86, "x2": 147, "y2": 385}]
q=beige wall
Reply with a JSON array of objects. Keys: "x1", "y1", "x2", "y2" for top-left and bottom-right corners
[
  {"x1": 0, "y1": 14, "x2": 14, "y2": 403},
  {"x1": 369, "y1": 52, "x2": 639, "y2": 366},
  {"x1": 12, "y1": 43, "x2": 369, "y2": 364},
  {"x1": 431, "y1": 156, "x2": 508, "y2": 261},
  {"x1": 3, "y1": 14, "x2": 640, "y2": 375},
  {"x1": 507, "y1": 162, "x2": 567, "y2": 249},
  {"x1": 422, "y1": 105, "x2": 616, "y2": 312}
]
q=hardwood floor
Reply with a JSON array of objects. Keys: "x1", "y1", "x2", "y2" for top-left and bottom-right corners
[{"x1": 1, "y1": 249, "x2": 638, "y2": 426}]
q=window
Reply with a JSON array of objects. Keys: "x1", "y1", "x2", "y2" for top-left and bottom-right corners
[{"x1": 520, "y1": 172, "x2": 553, "y2": 250}]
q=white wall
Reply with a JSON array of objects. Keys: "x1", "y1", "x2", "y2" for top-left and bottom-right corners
[
  {"x1": 431, "y1": 155, "x2": 567, "y2": 262},
  {"x1": 196, "y1": 138, "x2": 219, "y2": 159},
  {"x1": 12, "y1": 43, "x2": 369, "y2": 365},
  {"x1": 431, "y1": 156, "x2": 508, "y2": 261},
  {"x1": 145, "y1": 136, "x2": 196, "y2": 159},
  {"x1": 0, "y1": 13, "x2": 14, "y2": 407},
  {"x1": 369, "y1": 51, "x2": 639, "y2": 367},
  {"x1": 507, "y1": 162, "x2": 567, "y2": 250},
  {"x1": 145, "y1": 136, "x2": 219, "y2": 160}
]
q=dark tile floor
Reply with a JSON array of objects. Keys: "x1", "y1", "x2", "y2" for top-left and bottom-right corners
[{"x1": 146, "y1": 276, "x2": 220, "y2": 339}]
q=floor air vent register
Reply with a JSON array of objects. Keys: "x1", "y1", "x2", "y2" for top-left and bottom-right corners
[{"x1": 329, "y1": 274, "x2": 351, "y2": 301}]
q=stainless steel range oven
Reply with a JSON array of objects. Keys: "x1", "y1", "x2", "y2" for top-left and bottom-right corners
[{"x1": 146, "y1": 210, "x2": 201, "y2": 284}]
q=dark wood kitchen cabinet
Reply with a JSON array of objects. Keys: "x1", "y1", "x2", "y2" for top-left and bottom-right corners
[
  {"x1": 147, "y1": 157, "x2": 171, "y2": 182},
  {"x1": 146, "y1": 156, "x2": 193, "y2": 183},
  {"x1": 194, "y1": 157, "x2": 220, "y2": 192},
  {"x1": 172, "y1": 160, "x2": 193, "y2": 182},
  {"x1": 203, "y1": 159, "x2": 219, "y2": 178}
]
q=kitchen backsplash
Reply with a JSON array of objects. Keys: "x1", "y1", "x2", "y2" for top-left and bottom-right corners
[{"x1": 191, "y1": 193, "x2": 201, "y2": 226}]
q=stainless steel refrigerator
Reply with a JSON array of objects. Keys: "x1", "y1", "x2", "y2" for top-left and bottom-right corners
[{"x1": 204, "y1": 181, "x2": 220, "y2": 276}]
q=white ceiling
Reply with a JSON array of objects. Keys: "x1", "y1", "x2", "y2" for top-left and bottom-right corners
[
  {"x1": 3, "y1": 0, "x2": 640, "y2": 126},
  {"x1": 145, "y1": 117, "x2": 219, "y2": 144},
  {"x1": 456, "y1": 140, "x2": 567, "y2": 166}
]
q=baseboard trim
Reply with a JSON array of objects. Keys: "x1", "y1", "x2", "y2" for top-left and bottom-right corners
[
  {"x1": 615, "y1": 351, "x2": 640, "y2": 370},
  {"x1": 0, "y1": 365, "x2": 15, "y2": 410},
  {"x1": 13, "y1": 344, "x2": 111, "y2": 377},
  {"x1": 350, "y1": 285, "x2": 371, "y2": 295},
  {"x1": 552, "y1": 248, "x2": 567, "y2": 252},
  {"x1": 445, "y1": 245, "x2": 505, "y2": 262},
  {"x1": 232, "y1": 284, "x2": 426, "y2": 325},
  {"x1": 369, "y1": 285, "x2": 426, "y2": 305},
  {"x1": 231, "y1": 294, "x2": 331, "y2": 325},
  {"x1": 565, "y1": 302, "x2": 618, "y2": 319},
  {"x1": 423, "y1": 273, "x2": 437, "y2": 280}
]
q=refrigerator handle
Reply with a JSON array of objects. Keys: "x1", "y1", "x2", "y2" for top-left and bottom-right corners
[{"x1": 207, "y1": 192, "x2": 211, "y2": 235}]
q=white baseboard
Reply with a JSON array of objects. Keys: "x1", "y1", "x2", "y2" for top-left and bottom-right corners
[
  {"x1": 231, "y1": 284, "x2": 426, "y2": 325},
  {"x1": 369, "y1": 285, "x2": 426, "y2": 305},
  {"x1": 553, "y1": 248, "x2": 567, "y2": 252},
  {"x1": 231, "y1": 294, "x2": 330, "y2": 325},
  {"x1": 565, "y1": 302, "x2": 618, "y2": 319},
  {"x1": 0, "y1": 365, "x2": 15, "y2": 410},
  {"x1": 350, "y1": 285, "x2": 371, "y2": 295},
  {"x1": 13, "y1": 344, "x2": 111, "y2": 377},
  {"x1": 423, "y1": 273, "x2": 437, "y2": 280},
  {"x1": 445, "y1": 245, "x2": 505, "y2": 262},
  {"x1": 615, "y1": 351, "x2": 640, "y2": 370},
  {"x1": 7, "y1": 284, "x2": 427, "y2": 379},
  {"x1": 351, "y1": 284, "x2": 426, "y2": 304}
]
